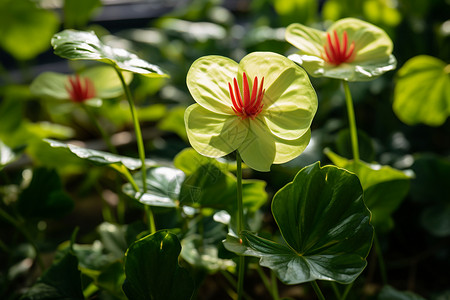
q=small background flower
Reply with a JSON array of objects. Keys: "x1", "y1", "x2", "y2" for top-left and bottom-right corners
[{"x1": 285, "y1": 18, "x2": 396, "y2": 81}]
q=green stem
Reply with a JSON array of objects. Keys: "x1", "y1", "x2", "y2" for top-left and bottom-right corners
[
  {"x1": 81, "y1": 103, "x2": 117, "y2": 154},
  {"x1": 270, "y1": 270, "x2": 280, "y2": 300},
  {"x1": 331, "y1": 282, "x2": 342, "y2": 299},
  {"x1": 341, "y1": 282, "x2": 353, "y2": 300},
  {"x1": 311, "y1": 281, "x2": 326, "y2": 300},
  {"x1": 236, "y1": 151, "x2": 245, "y2": 300},
  {"x1": 342, "y1": 81, "x2": 360, "y2": 163},
  {"x1": 114, "y1": 67, "x2": 155, "y2": 234},
  {"x1": 0, "y1": 207, "x2": 44, "y2": 270},
  {"x1": 373, "y1": 232, "x2": 388, "y2": 285}
]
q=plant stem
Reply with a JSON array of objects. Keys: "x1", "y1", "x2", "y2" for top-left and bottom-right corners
[
  {"x1": 0, "y1": 207, "x2": 44, "y2": 270},
  {"x1": 341, "y1": 282, "x2": 353, "y2": 300},
  {"x1": 114, "y1": 67, "x2": 155, "y2": 234},
  {"x1": 81, "y1": 103, "x2": 117, "y2": 154},
  {"x1": 373, "y1": 232, "x2": 388, "y2": 284},
  {"x1": 311, "y1": 281, "x2": 326, "y2": 300},
  {"x1": 342, "y1": 81, "x2": 360, "y2": 163},
  {"x1": 331, "y1": 282, "x2": 341, "y2": 299},
  {"x1": 236, "y1": 151, "x2": 245, "y2": 300},
  {"x1": 270, "y1": 270, "x2": 280, "y2": 300}
]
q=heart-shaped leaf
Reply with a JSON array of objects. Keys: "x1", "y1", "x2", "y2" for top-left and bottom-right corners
[
  {"x1": 393, "y1": 55, "x2": 450, "y2": 126},
  {"x1": 123, "y1": 167, "x2": 185, "y2": 208},
  {"x1": 326, "y1": 149, "x2": 412, "y2": 232},
  {"x1": 51, "y1": 30, "x2": 169, "y2": 78},
  {"x1": 225, "y1": 162, "x2": 373, "y2": 284},
  {"x1": 122, "y1": 230, "x2": 194, "y2": 300}
]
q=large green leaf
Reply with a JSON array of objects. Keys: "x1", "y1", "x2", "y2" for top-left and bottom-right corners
[
  {"x1": 326, "y1": 149, "x2": 412, "y2": 232},
  {"x1": 122, "y1": 230, "x2": 194, "y2": 300},
  {"x1": 180, "y1": 163, "x2": 267, "y2": 213},
  {"x1": 17, "y1": 168, "x2": 74, "y2": 219},
  {"x1": 123, "y1": 167, "x2": 185, "y2": 208},
  {"x1": 44, "y1": 139, "x2": 157, "y2": 171},
  {"x1": 225, "y1": 162, "x2": 373, "y2": 284},
  {"x1": 21, "y1": 252, "x2": 84, "y2": 300},
  {"x1": 0, "y1": 0, "x2": 59, "y2": 60},
  {"x1": 393, "y1": 55, "x2": 450, "y2": 126},
  {"x1": 51, "y1": 30, "x2": 169, "y2": 78}
]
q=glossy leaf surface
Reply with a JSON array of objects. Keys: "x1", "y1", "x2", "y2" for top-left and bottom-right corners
[
  {"x1": 225, "y1": 162, "x2": 373, "y2": 284},
  {"x1": 123, "y1": 167, "x2": 185, "y2": 208},
  {"x1": 122, "y1": 230, "x2": 194, "y2": 300},
  {"x1": 393, "y1": 55, "x2": 450, "y2": 126},
  {"x1": 326, "y1": 149, "x2": 412, "y2": 232},
  {"x1": 51, "y1": 30, "x2": 168, "y2": 78}
]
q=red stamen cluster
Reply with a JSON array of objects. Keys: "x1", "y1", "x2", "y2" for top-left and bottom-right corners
[
  {"x1": 322, "y1": 30, "x2": 355, "y2": 65},
  {"x1": 228, "y1": 72, "x2": 265, "y2": 120},
  {"x1": 66, "y1": 75, "x2": 96, "y2": 103}
]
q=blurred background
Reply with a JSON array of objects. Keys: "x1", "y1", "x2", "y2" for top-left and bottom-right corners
[{"x1": 0, "y1": 0, "x2": 449, "y2": 299}]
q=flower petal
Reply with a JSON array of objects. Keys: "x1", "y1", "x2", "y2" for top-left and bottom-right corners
[
  {"x1": 328, "y1": 18, "x2": 393, "y2": 63},
  {"x1": 285, "y1": 23, "x2": 325, "y2": 57},
  {"x1": 273, "y1": 129, "x2": 311, "y2": 164},
  {"x1": 238, "y1": 119, "x2": 311, "y2": 171},
  {"x1": 238, "y1": 52, "x2": 301, "y2": 94},
  {"x1": 187, "y1": 56, "x2": 239, "y2": 115},
  {"x1": 185, "y1": 104, "x2": 248, "y2": 158},
  {"x1": 238, "y1": 118, "x2": 276, "y2": 172},
  {"x1": 263, "y1": 67, "x2": 317, "y2": 140}
]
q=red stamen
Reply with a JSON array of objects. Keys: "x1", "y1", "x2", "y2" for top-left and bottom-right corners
[
  {"x1": 322, "y1": 30, "x2": 355, "y2": 66},
  {"x1": 66, "y1": 75, "x2": 96, "y2": 103},
  {"x1": 228, "y1": 72, "x2": 265, "y2": 120}
]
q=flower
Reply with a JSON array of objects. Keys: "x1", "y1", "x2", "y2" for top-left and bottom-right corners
[
  {"x1": 285, "y1": 18, "x2": 396, "y2": 81},
  {"x1": 184, "y1": 52, "x2": 318, "y2": 172},
  {"x1": 66, "y1": 75, "x2": 96, "y2": 103}
]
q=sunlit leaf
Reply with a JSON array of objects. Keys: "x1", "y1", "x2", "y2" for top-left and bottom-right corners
[
  {"x1": 0, "y1": 0, "x2": 59, "y2": 60},
  {"x1": 44, "y1": 139, "x2": 157, "y2": 171},
  {"x1": 225, "y1": 162, "x2": 373, "y2": 284},
  {"x1": 123, "y1": 167, "x2": 185, "y2": 208},
  {"x1": 51, "y1": 30, "x2": 169, "y2": 78},
  {"x1": 326, "y1": 149, "x2": 412, "y2": 232},
  {"x1": 393, "y1": 55, "x2": 450, "y2": 126},
  {"x1": 122, "y1": 230, "x2": 194, "y2": 300},
  {"x1": 0, "y1": 140, "x2": 18, "y2": 170}
]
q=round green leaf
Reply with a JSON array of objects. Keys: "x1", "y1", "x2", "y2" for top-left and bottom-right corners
[
  {"x1": 122, "y1": 230, "x2": 194, "y2": 300},
  {"x1": 225, "y1": 162, "x2": 373, "y2": 284},
  {"x1": 51, "y1": 30, "x2": 169, "y2": 78},
  {"x1": 393, "y1": 55, "x2": 450, "y2": 126}
]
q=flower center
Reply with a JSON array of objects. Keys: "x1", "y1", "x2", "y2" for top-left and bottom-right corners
[
  {"x1": 228, "y1": 72, "x2": 265, "y2": 120},
  {"x1": 322, "y1": 30, "x2": 355, "y2": 66},
  {"x1": 66, "y1": 75, "x2": 96, "y2": 103}
]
